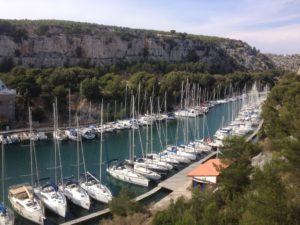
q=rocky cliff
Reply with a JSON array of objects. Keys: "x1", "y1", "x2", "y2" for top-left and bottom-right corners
[
  {"x1": 0, "y1": 19, "x2": 274, "y2": 72},
  {"x1": 266, "y1": 54, "x2": 300, "y2": 72}
]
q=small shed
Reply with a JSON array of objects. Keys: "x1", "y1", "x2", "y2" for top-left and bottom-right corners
[{"x1": 187, "y1": 159, "x2": 227, "y2": 190}]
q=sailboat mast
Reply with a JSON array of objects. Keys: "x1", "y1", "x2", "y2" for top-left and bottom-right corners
[
  {"x1": 137, "y1": 82, "x2": 140, "y2": 119},
  {"x1": 124, "y1": 83, "x2": 128, "y2": 119},
  {"x1": 53, "y1": 102, "x2": 57, "y2": 184},
  {"x1": 164, "y1": 92, "x2": 168, "y2": 146},
  {"x1": 68, "y1": 88, "x2": 71, "y2": 127},
  {"x1": 80, "y1": 129, "x2": 87, "y2": 182},
  {"x1": 76, "y1": 116, "x2": 80, "y2": 180},
  {"x1": 1, "y1": 142, "x2": 5, "y2": 207},
  {"x1": 28, "y1": 107, "x2": 34, "y2": 188},
  {"x1": 55, "y1": 99, "x2": 64, "y2": 186},
  {"x1": 180, "y1": 81, "x2": 184, "y2": 109},
  {"x1": 150, "y1": 96, "x2": 153, "y2": 154},
  {"x1": 99, "y1": 100, "x2": 103, "y2": 182},
  {"x1": 132, "y1": 95, "x2": 135, "y2": 160}
]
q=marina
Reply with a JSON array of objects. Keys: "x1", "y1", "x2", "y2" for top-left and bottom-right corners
[{"x1": 0, "y1": 85, "x2": 267, "y2": 225}]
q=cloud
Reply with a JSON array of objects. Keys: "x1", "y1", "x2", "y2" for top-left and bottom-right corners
[
  {"x1": 227, "y1": 24, "x2": 300, "y2": 54},
  {"x1": 0, "y1": 0, "x2": 299, "y2": 54}
]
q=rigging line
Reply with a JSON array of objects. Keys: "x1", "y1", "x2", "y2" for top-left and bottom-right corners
[
  {"x1": 137, "y1": 122, "x2": 145, "y2": 158},
  {"x1": 154, "y1": 120, "x2": 164, "y2": 151}
]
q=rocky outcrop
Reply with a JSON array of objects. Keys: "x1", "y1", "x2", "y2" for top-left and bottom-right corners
[
  {"x1": 0, "y1": 20, "x2": 274, "y2": 72},
  {"x1": 251, "y1": 151, "x2": 273, "y2": 170},
  {"x1": 266, "y1": 54, "x2": 300, "y2": 72}
]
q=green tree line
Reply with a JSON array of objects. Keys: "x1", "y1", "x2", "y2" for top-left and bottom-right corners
[{"x1": 0, "y1": 63, "x2": 281, "y2": 123}]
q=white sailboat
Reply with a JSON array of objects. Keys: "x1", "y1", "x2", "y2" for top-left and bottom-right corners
[
  {"x1": 8, "y1": 108, "x2": 44, "y2": 224},
  {"x1": 167, "y1": 146, "x2": 196, "y2": 161},
  {"x1": 133, "y1": 164, "x2": 161, "y2": 181},
  {"x1": 80, "y1": 101, "x2": 113, "y2": 204},
  {"x1": 60, "y1": 177, "x2": 90, "y2": 210},
  {"x1": 107, "y1": 161, "x2": 149, "y2": 187},
  {"x1": 59, "y1": 116, "x2": 91, "y2": 210},
  {"x1": 133, "y1": 157, "x2": 169, "y2": 172},
  {"x1": 0, "y1": 142, "x2": 14, "y2": 225},
  {"x1": 147, "y1": 153, "x2": 180, "y2": 165},
  {"x1": 34, "y1": 181, "x2": 66, "y2": 217},
  {"x1": 107, "y1": 95, "x2": 150, "y2": 187},
  {"x1": 80, "y1": 172, "x2": 112, "y2": 203},
  {"x1": 162, "y1": 150, "x2": 190, "y2": 164},
  {"x1": 34, "y1": 102, "x2": 67, "y2": 217},
  {"x1": 137, "y1": 97, "x2": 173, "y2": 172}
]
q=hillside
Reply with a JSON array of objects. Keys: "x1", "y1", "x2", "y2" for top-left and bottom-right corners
[
  {"x1": 0, "y1": 19, "x2": 274, "y2": 73},
  {"x1": 266, "y1": 53, "x2": 300, "y2": 72}
]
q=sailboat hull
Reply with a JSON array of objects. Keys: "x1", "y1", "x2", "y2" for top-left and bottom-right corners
[
  {"x1": 107, "y1": 166, "x2": 149, "y2": 187},
  {"x1": 34, "y1": 188, "x2": 67, "y2": 217},
  {"x1": 59, "y1": 185, "x2": 90, "y2": 210},
  {"x1": 9, "y1": 196, "x2": 44, "y2": 225},
  {"x1": 80, "y1": 182, "x2": 112, "y2": 204}
]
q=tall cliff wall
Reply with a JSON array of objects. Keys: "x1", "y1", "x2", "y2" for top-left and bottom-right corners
[
  {"x1": 0, "y1": 20, "x2": 274, "y2": 72},
  {"x1": 266, "y1": 54, "x2": 300, "y2": 72}
]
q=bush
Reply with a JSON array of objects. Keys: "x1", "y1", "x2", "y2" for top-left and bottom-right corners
[
  {"x1": 0, "y1": 57, "x2": 15, "y2": 72},
  {"x1": 80, "y1": 77, "x2": 100, "y2": 101},
  {"x1": 32, "y1": 107, "x2": 46, "y2": 122},
  {"x1": 109, "y1": 188, "x2": 146, "y2": 217}
]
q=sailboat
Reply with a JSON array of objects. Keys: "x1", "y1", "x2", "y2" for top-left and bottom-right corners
[
  {"x1": 0, "y1": 142, "x2": 14, "y2": 225},
  {"x1": 131, "y1": 112, "x2": 161, "y2": 181},
  {"x1": 80, "y1": 101, "x2": 113, "y2": 203},
  {"x1": 8, "y1": 108, "x2": 44, "y2": 224},
  {"x1": 59, "y1": 116, "x2": 90, "y2": 210},
  {"x1": 107, "y1": 95, "x2": 150, "y2": 187},
  {"x1": 34, "y1": 102, "x2": 67, "y2": 217}
]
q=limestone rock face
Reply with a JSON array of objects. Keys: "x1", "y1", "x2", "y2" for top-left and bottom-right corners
[
  {"x1": 0, "y1": 20, "x2": 274, "y2": 72},
  {"x1": 266, "y1": 53, "x2": 300, "y2": 72},
  {"x1": 251, "y1": 151, "x2": 273, "y2": 170}
]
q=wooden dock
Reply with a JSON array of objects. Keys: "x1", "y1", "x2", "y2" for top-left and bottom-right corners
[
  {"x1": 60, "y1": 208, "x2": 110, "y2": 225},
  {"x1": 60, "y1": 186, "x2": 162, "y2": 225},
  {"x1": 246, "y1": 120, "x2": 263, "y2": 142},
  {"x1": 158, "y1": 151, "x2": 218, "y2": 191}
]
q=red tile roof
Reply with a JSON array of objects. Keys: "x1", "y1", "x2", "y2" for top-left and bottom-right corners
[{"x1": 187, "y1": 159, "x2": 227, "y2": 177}]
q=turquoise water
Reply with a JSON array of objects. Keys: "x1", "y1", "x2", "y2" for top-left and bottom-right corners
[{"x1": 2, "y1": 101, "x2": 242, "y2": 224}]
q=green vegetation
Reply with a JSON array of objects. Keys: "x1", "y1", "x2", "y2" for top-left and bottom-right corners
[
  {"x1": 151, "y1": 72, "x2": 300, "y2": 225},
  {"x1": 0, "y1": 19, "x2": 229, "y2": 45},
  {"x1": 101, "y1": 188, "x2": 150, "y2": 225},
  {"x1": 108, "y1": 188, "x2": 147, "y2": 216},
  {"x1": 0, "y1": 62, "x2": 281, "y2": 124}
]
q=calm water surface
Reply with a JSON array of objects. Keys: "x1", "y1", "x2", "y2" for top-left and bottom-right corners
[{"x1": 2, "y1": 101, "x2": 241, "y2": 224}]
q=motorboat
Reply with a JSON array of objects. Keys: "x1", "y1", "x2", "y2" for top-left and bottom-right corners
[{"x1": 8, "y1": 184, "x2": 44, "y2": 224}]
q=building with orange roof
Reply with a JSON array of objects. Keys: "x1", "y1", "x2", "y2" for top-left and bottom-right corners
[{"x1": 187, "y1": 158, "x2": 227, "y2": 189}]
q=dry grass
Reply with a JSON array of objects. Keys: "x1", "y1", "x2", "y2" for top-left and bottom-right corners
[{"x1": 101, "y1": 213, "x2": 152, "y2": 225}]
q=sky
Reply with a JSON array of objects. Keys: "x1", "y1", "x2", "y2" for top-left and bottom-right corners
[{"x1": 1, "y1": 0, "x2": 300, "y2": 54}]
